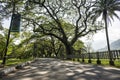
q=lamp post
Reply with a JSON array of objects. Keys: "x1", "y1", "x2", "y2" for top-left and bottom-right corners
[{"x1": 1, "y1": 0, "x2": 16, "y2": 66}]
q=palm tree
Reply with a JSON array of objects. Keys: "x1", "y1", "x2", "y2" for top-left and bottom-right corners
[{"x1": 92, "y1": 0, "x2": 120, "y2": 65}]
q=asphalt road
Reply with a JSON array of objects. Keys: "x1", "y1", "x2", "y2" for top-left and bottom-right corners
[{"x1": 1, "y1": 58, "x2": 120, "y2": 80}]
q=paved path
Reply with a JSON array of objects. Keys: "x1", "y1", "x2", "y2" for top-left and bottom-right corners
[{"x1": 1, "y1": 58, "x2": 120, "y2": 80}]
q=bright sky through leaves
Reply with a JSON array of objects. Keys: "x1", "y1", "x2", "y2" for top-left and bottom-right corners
[{"x1": 2, "y1": 13, "x2": 120, "y2": 51}]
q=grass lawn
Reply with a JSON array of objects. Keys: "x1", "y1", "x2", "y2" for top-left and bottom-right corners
[
  {"x1": 0, "y1": 58, "x2": 119, "y2": 68},
  {"x1": 72, "y1": 58, "x2": 120, "y2": 68},
  {"x1": 0, "y1": 58, "x2": 33, "y2": 67}
]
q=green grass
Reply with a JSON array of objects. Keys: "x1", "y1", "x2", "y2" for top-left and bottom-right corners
[
  {"x1": 72, "y1": 58, "x2": 120, "y2": 68},
  {"x1": 1, "y1": 58, "x2": 120, "y2": 68},
  {"x1": 0, "y1": 58, "x2": 33, "y2": 67}
]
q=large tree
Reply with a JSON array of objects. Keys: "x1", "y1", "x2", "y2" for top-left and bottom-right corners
[
  {"x1": 0, "y1": 0, "x2": 103, "y2": 60},
  {"x1": 92, "y1": 0, "x2": 120, "y2": 65},
  {"x1": 24, "y1": 0, "x2": 102, "y2": 58}
]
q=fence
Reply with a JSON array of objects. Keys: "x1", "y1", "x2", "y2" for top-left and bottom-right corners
[{"x1": 65, "y1": 50, "x2": 120, "y2": 65}]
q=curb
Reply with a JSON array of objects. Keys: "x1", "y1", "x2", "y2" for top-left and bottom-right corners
[
  {"x1": 16, "y1": 61, "x2": 31, "y2": 69},
  {"x1": 0, "y1": 61, "x2": 32, "y2": 77},
  {"x1": 0, "y1": 67, "x2": 16, "y2": 76}
]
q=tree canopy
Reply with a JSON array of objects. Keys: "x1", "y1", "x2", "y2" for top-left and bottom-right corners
[{"x1": 0, "y1": 0, "x2": 103, "y2": 59}]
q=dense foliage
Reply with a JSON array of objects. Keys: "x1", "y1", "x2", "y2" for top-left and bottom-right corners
[{"x1": 0, "y1": 0, "x2": 104, "y2": 62}]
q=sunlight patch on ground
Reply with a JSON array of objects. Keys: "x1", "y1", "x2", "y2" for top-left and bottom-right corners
[
  {"x1": 21, "y1": 77, "x2": 33, "y2": 80},
  {"x1": 103, "y1": 67, "x2": 120, "y2": 70},
  {"x1": 85, "y1": 72, "x2": 96, "y2": 76},
  {"x1": 30, "y1": 66, "x2": 37, "y2": 69},
  {"x1": 76, "y1": 78, "x2": 86, "y2": 80},
  {"x1": 75, "y1": 69, "x2": 83, "y2": 73},
  {"x1": 94, "y1": 70, "x2": 101, "y2": 73},
  {"x1": 66, "y1": 72, "x2": 75, "y2": 76},
  {"x1": 36, "y1": 71, "x2": 49, "y2": 75},
  {"x1": 65, "y1": 68, "x2": 73, "y2": 72},
  {"x1": 23, "y1": 73, "x2": 31, "y2": 77}
]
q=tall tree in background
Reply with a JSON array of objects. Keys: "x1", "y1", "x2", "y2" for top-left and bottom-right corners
[
  {"x1": 25, "y1": 0, "x2": 102, "y2": 58},
  {"x1": 92, "y1": 0, "x2": 120, "y2": 65}
]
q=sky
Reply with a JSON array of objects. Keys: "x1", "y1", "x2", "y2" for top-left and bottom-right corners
[
  {"x1": 82, "y1": 15, "x2": 120, "y2": 51},
  {"x1": 2, "y1": 14, "x2": 120, "y2": 51},
  {"x1": 92, "y1": 20, "x2": 120, "y2": 50}
]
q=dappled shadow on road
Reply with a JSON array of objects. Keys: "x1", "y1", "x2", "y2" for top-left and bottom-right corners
[{"x1": 1, "y1": 58, "x2": 120, "y2": 80}]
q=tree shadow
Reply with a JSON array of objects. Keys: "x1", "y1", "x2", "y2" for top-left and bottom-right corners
[{"x1": 1, "y1": 58, "x2": 120, "y2": 80}]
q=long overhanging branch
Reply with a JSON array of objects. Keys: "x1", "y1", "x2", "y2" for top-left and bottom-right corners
[
  {"x1": 70, "y1": 0, "x2": 95, "y2": 45},
  {"x1": 78, "y1": 3, "x2": 93, "y2": 36},
  {"x1": 23, "y1": 17, "x2": 67, "y2": 44},
  {"x1": 43, "y1": 32, "x2": 65, "y2": 44},
  {"x1": 71, "y1": 14, "x2": 89, "y2": 45},
  {"x1": 79, "y1": 28, "x2": 101, "y2": 37},
  {"x1": 70, "y1": 0, "x2": 87, "y2": 46},
  {"x1": 42, "y1": 3, "x2": 67, "y2": 40}
]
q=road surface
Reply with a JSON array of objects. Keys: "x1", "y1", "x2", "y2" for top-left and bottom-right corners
[{"x1": 1, "y1": 58, "x2": 120, "y2": 80}]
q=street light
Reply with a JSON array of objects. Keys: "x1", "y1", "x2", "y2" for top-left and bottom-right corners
[
  {"x1": 1, "y1": 0, "x2": 21, "y2": 66},
  {"x1": 2, "y1": 0, "x2": 16, "y2": 66}
]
